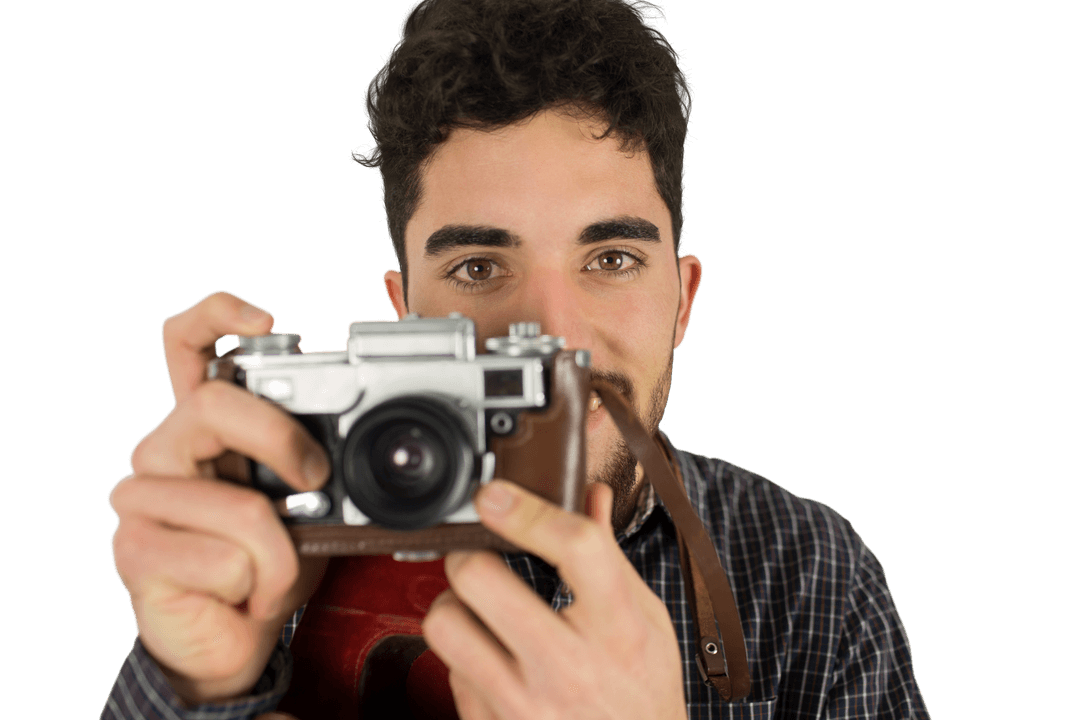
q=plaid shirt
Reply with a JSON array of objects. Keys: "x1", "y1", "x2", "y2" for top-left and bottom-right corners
[{"x1": 103, "y1": 446, "x2": 927, "y2": 719}]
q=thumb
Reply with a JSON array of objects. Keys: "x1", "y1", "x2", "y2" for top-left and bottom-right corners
[{"x1": 585, "y1": 481, "x2": 614, "y2": 531}]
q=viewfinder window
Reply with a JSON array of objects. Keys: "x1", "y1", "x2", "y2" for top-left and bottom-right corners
[{"x1": 484, "y1": 369, "x2": 524, "y2": 398}]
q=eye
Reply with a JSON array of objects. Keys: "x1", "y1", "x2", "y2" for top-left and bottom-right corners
[
  {"x1": 445, "y1": 256, "x2": 509, "y2": 289},
  {"x1": 461, "y1": 259, "x2": 494, "y2": 281},
  {"x1": 585, "y1": 250, "x2": 642, "y2": 273}
]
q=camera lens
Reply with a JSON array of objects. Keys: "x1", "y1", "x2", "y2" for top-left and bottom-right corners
[
  {"x1": 342, "y1": 397, "x2": 476, "y2": 531},
  {"x1": 375, "y1": 427, "x2": 440, "y2": 499}
]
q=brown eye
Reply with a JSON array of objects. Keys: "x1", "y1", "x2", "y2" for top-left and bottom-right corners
[
  {"x1": 448, "y1": 257, "x2": 506, "y2": 287},
  {"x1": 585, "y1": 250, "x2": 640, "y2": 274},
  {"x1": 598, "y1": 252, "x2": 624, "y2": 270},
  {"x1": 467, "y1": 259, "x2": 493, "y2": 280}
]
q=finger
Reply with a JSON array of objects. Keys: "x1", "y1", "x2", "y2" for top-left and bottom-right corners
[
  {"x1": 131, "y1": 380, "x2": 330, "y2": 492},
  {"x1": 422, "y1": 590, "x2": 526, "y2": 719},
  {"x1": 474, "y1": 480, "x2": 643, "y2": 630},
  {"x1": 163, "y1": 292, "x2": 273, "y2": 403},
  {"x1": 441, "y1": 550, "x2": 576, "y2": 669},
  {"x1": 448, "y1": 670, "x2": 501, "y2": 720},
  {"x1": 113, "y1": 516, "x2": 254, "y2": 607},
  {"x1": 111, "y1": 475, "x2": 297, "y2": 620}
]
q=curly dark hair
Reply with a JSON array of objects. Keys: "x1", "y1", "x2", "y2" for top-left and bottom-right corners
[{"x1": 356, "y1": 0, "x2": 690, "y2": 299}]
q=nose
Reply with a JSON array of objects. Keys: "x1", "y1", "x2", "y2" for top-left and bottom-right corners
[{"x1": 514, "y1": 267, "x2": 592, "y2": 351}]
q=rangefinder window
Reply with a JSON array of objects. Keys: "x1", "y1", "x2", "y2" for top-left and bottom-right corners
[{"x1": 484, "y1": 369, "x2": 524, "y2": 398}]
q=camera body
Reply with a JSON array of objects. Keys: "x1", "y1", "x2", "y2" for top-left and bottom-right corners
[{"x1": 208, "y1": 315, "x2": 591, "y2": 557}]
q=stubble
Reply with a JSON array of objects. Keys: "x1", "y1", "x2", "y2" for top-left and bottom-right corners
[{"x1": 589, "y1": 349, "x2": 674, "y2": 534}]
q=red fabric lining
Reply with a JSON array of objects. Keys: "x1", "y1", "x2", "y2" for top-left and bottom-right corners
[{"x1": 278, "y1": 555, "x2": 459, "y2": 719}]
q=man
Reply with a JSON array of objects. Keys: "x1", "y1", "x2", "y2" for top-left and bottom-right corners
[{"x1": 104, "y1": 1, "x2": 927, "y2": 718}]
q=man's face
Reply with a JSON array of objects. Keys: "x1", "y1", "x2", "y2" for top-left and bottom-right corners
[{"x1": 384, "y1": 109, "x2": 701, "y2": 532}]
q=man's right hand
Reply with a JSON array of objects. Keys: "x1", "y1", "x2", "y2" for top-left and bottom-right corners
[{"x1": 110, "y1": 292, "x2": 331, "y2": 706}]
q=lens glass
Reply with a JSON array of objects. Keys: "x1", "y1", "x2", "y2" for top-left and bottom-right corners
[
  {"x1": 373, "y1": 425, "x2": 443, "y2": 499},
  {"x1": 342, "y1": 396, "x2": 476, "y2": 531}
]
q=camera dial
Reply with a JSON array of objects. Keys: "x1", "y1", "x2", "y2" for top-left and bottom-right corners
[
  {"x1": 486, "y1": 322, "x2": 566, "y2": 357},
  {"x1": 237, "y1": 334, "x2": 301, "y2": 355}
]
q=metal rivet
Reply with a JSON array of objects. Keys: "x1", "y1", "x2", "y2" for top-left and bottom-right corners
[
  {"x1": 490, "y1": 411, "x2": 514, "y2": 434},
  {"x1": 704, "y1": 642, "x2": 719, "y2": 655}
]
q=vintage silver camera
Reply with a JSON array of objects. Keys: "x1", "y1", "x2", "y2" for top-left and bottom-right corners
[{"x1": 208, "y1": 315, "x2": 591, "y2": 554}]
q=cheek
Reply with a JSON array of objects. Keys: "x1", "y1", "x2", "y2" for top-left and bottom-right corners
[{"x1": 594, "y1": 284, "x2": 678, "y2": 361}]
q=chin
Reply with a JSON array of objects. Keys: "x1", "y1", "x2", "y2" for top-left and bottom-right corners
[{"x1": 584, "y1": 410, "x2": 636, "y2": 483}]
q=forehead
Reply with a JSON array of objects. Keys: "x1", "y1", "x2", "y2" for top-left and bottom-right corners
[{"x1": 406, "y1": 110, "x2": 672, "y2": 254}]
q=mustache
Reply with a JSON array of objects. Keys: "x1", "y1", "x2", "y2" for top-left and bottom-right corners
[{"x1": 589, "y1": 368, "x2": 634, "y2": 402}]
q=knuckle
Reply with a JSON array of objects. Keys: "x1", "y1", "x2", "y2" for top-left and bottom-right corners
[
  {"x1": 451, "y1": 555, "x2": 498, "y2": 595},
  {"x1": 129, "y1": 434, "x2": 158, "y2": 473},
  {"x1": 232, "y1": 489, "x2": 276, "y2": 528},
  {"x1": 420, "y1": 604, "x2": 440, "y2": 633},
  {"x1": 214, "y1": 541, "x2": 252, "y2": 588},
  {"x1": 420, "y1": 614, "x2": 438, "y2": 643},
  {"x1": 209, "y1": 291, "x2": 247, "y2": 321},
  {"x1": 190, "y1": 381, "x2": 247, "y2": 432},
  {"x1": 161, "y1": 313, "x2": 180, "y2": 344},
  {"x1": 207, "y1": 290, "x2": 234, "y2": 306},
  {"x1": 454, "y1": 551, "x2": 493, "y2": 583},
  {"x1": 109, "y1": 476, "x2": 134, "y2": 511},
  {"x1": 129, "y1": 410, "x2": 181, "y2": 472},
  {"x1": 191, "y1": 379, "x2": 232, "y2": 416},
  {"x1": 112, "y1": 520, "x2": 147, "y2": 575},
  {"x1": 205, "y1": 291, "x2": 236, "y2": 320},
  {"x1": 427, "y1": 588, "x2": 453, "y2": 611},
  {"x1": 422, "y1": 594, "x2": 453, "y2": 637},
  {"x1": 163, "y1": 292, "x2": 234, "y2": 347}
]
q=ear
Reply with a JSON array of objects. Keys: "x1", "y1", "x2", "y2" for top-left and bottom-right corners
[
  {"x1": 673, "y1": 255, "x2": 702, "y2": 349},
  {"x1": 384, "y1": 270, "x2": 408, "y2": 319}
]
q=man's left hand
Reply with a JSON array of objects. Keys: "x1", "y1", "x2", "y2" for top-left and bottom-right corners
[{"x1": 422, "y1": 479, "x2": 688, "y2": 720}]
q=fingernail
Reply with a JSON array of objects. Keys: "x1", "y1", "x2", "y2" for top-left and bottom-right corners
[
  {"x1": 480, "y1": 481, "x2": 515, "y2": 515},
  {"x1": 303, "y1": 450, "x2": 329, "y2": 487}
]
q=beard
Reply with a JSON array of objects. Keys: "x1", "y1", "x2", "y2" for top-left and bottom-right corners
[{"x1": 588, "y1": 349, "x2": 674, "y2": 534}]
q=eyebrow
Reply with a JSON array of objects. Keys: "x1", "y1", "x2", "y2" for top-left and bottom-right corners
[{"x1": 424, "y1": 215, "x2": 660, "y2": 257}]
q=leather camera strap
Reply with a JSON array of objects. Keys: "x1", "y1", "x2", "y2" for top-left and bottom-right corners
[{"x1": 591, "y1": 381, "x2": 751, "y2": 701}]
